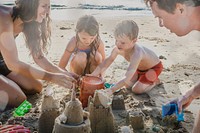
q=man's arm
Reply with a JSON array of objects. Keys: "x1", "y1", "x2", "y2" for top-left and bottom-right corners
[
  {"x1": 190, "y1": 83, "x2": 200, "y2": 99},
  {"x1": 192, "y1": 110, "x2": 200, "y2": 133}
]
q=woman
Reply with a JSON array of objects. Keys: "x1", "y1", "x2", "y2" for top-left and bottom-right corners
[{"x1": 0, "y1": 0, "x2": 75, "y2": 110}]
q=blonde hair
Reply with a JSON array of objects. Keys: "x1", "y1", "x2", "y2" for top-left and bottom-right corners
[{"x1": 114, "y1": 20, "x2": 139, "y2": 40}]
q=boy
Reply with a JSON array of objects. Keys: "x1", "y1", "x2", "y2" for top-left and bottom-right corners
[{"x1": 90, "y1": 20, "x2": 163, "y2": 95}]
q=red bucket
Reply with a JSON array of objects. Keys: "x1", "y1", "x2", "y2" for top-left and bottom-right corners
[{"x1": 79, "y1": 76, "x2": 104, "y2": 108}]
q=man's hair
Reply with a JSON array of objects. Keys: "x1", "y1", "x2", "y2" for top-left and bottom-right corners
[
  {"x1": 144, "y1": 0, "x2": 200, "y2": 13},
  {"x1": 114, "y1": 20, "x2": 139, "y2": 40}
]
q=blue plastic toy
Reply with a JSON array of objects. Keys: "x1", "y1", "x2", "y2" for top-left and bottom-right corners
[
  {"x1": 104, "y1": 82, "x2": 115, "y2": 89},
  {"x1": 162, "y1": 103, "x2": 184, "y2": 121}
]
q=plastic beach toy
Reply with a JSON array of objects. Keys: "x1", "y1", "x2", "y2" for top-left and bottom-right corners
[
  {"x1": 0, "y1": 125, "x2": 30, "y2": 133},
  {"x1": 79, "y1": 76, "x2": 104, "y2": 108},
  {"x1": 104, "y1": 82, "x2": 115, "y2": 89},
  {"x1": 162, "y1": 103, "x2": 184, "y2": 121},
  {"x1": 13, "y1": 100, "x2": 32, "y2": 117}
]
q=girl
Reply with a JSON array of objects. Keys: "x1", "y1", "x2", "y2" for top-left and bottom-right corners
[{"x1": 59, "y1": 15, "x2": 105, "y2": 76}]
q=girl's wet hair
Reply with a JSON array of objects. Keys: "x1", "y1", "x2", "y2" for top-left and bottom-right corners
[
  {"x1": 75, "y1": 15, "x2": 99, "y2": 36},
  {"x1": 12, "y1": 0, "x2": 51, "y2": 57},
  {"x1": 114, "y1": 20, "x2": 139, "y2": 40},
  {"x1": 144, "y1": 0, "x2": 200, "y2": 13},
  {"x1": 75, "y1": 15, "x2": 100, "y2": 59}
]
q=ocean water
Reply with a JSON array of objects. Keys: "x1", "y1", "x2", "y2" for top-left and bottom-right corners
[{"x1": 0, "y1": 0, "x2": 152, "y2": 20}]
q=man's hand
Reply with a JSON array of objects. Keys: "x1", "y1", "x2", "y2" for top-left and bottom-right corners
[{"x1": 169, "y1": 94, "x2": 194, "y2": 113}]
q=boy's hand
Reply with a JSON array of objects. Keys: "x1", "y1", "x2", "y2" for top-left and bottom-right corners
[{"x1": 104, "y1": 88, "x2": 114, "y2": 97}]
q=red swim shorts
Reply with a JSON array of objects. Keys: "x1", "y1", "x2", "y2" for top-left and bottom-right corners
[{"x1": 136, "y1": 61, "x2": 163, "y2": 85}]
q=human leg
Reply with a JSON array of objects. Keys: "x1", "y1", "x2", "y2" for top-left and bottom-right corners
[
  {"x1": 131, "y1": 81, "x2": 160, "y2": 94},
  {"x1": 90, "y1": 51, "x2": 103, "y2": 73},
  {"x1": 0, "y1": 75, "x2": 26, "y2": 109},
  {"x1": 70, "y1": 52, "x2": 87, "y2": 75},
  {"x1": 7, "y1": 72, "x2": 43, "y2": 94},
  {"x1": 131, "y1": 67, "x2": 161, "y2": 94}
]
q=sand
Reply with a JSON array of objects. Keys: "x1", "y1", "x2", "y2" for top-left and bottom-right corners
[{"x1": 1, "y1": 15, "x2": 200, "y2": 132}]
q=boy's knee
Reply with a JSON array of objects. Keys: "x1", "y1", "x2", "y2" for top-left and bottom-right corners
[
  {"x1": 131, "y1": 83, "x2": 147, "y2": 94},
  {"x1": 132, "y1": 87, "x2": 145, "y2": 94}
]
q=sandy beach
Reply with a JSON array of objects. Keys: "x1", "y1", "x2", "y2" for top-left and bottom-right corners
[{"x1": 1, "y1": 14, "x2": 200, "y2": 132}]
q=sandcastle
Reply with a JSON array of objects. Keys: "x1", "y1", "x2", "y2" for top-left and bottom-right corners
[
  {"x1": 38, "y1": 88, "x2": 60, "y2": 133},
  {"x1": 53, "y1": 85, "x2": 91, "y2": 133},
  {"x1": 88, "y1": 90, "x2": 115, "y2": 133}
]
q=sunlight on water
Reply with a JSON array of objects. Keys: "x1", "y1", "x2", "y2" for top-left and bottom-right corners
[
  {"x1": 0, "y1": 0, "x2": 151, "y2": 20},
  {"x1": 1, "y1": 0, "x2": 146, "y2": 8}
]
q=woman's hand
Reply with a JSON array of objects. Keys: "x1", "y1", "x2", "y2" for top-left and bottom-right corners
[
  {"x1": 51, "y1": 73, "x2": 76, "y2": 89},
  {"x1": 68, "y1": 72, "x2": 80, "y2": 80}
]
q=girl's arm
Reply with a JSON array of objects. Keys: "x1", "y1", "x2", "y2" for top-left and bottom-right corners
[
  {"x1": 90, "y1": 47, "x2": 119, "y2": 77},
  {"x1": 58, "y1": 38, "x2": 75, "y2": 70}
]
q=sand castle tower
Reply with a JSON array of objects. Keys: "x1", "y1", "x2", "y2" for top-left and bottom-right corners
[
  {"x1": 38, "y1": 87, "x2": 60, "y2": 133},
  {"x1": 88, "y1": 90, "x2": 115, "y2": 133},
  {"x1": 53, "y1": 85, "x2": 91, "y2": 133}
]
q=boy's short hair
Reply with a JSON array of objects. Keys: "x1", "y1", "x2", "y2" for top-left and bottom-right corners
[
  {"x1": 114, "y1": 20, "x2": 139, "y2": 40},
  {"x1": 144, "y1": 0, "x2": 200, "y2": 14}
]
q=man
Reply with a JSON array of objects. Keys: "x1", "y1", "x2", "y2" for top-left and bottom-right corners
[{"x1": 144, "y1": 0, "x2": 200, "y2": 132}]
